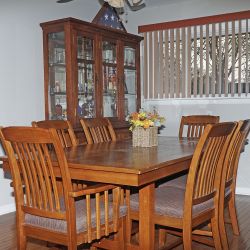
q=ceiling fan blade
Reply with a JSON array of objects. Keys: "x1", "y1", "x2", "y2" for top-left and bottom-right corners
[
  {"x1": 126, "y1": 0, "x2": 145, "y2": 11},
  {"x1": 57, "y1": 0, "x2": 74, "y2": 3}
]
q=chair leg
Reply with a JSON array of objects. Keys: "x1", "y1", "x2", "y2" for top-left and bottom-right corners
[
  {"x1": 158, "y1": 228, "x2": 167, "y2": 248},
  {"x1": 228, "y1": 196, "x2": 240, "y2": 235},
  {"x1": 182, "y1": 226, "x2": 192, "y2": 250},
  {"x1": 67, "y1": 238, "x2": 77, "y2": 250},
  {"x1": 17, "y1": 225, "x2": 27, "y2": 250},
  {"x1": 211, "y1": 217, "x2": 223, "y2": 250},
  {"x1": 219, "y1": 209, "x2": 229, "y2": 250}
]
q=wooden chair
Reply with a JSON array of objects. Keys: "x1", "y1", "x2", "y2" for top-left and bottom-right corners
[
  {"x1": 128, "y1": 122, "x2": 236, "y2": 250},
  {"x1": 218, "y1": 119, "x2": 250, "y2": 249},
  {"x1": 179, "y1": 115, "x2": 220, "y2": 139},
  {"x1": 32, "y1": 120, "x2": 78, "y2": 148},
  {"x1": 161, "y1": 120, "x2": 250, "y2": 249},
  {"x1": 0, "y1": 126, "x2": 126, "y2": 250},
  {"x1": 80, "y1": 118, "x2": 116, "y2": 144},
  {"x1": 32, "y1": 120, "x2": 86, "y2": 191}
]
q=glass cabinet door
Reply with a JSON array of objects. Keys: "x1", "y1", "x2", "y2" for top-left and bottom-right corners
[
  {"x1": 48, "y1": 31, "x2": 67, "y2": 120},
  {"x1": 124, "y1": 46, "x2": 137, "y2": 117},
  {"x1": 102, "y1": 40, "x2": 118, "y2": 117},
  {"x1": 77, "y1": 35, "x2": 95, "y2": 118}
]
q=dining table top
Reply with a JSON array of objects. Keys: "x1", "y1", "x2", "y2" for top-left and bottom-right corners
[{"x1": 57, "y1": 136, "x2": 197, "y2": 186}]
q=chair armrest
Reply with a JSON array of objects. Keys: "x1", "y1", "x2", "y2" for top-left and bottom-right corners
[{"x1": 69, "y1": 184, "x2": 117, "y2": 197}]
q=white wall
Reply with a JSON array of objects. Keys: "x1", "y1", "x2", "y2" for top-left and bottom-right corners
[
  {"x1": 0, "y1": 0, "x2": 250, "y2": 214},
  {"x1": 0, "y1": 0, "x2": 102, "y2": 215}
]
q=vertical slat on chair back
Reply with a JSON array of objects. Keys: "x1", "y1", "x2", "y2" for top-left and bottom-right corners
[
  {"x1": 225, "y1": 120, "x2": 250, "y2": 186},
  {"x1": 32, "y1": 120, "x2": 78, "y2": 148},
  {"x1": 185, "y1": 122, "x2": 235, "y2": 205},
  {"x1": 1, "y1": 127, "x2": 72, "y2": 219},
  {"x1": 80, "y1": 118, "x2": 116, "y2": 144},
  {"x1": 179, "y1": 115, "x2": 220, "y2": 139}
]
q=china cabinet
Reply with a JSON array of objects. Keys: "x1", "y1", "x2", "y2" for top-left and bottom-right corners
[{"x1": 40, "y1": 17, "x2": 142, "y2": 139}]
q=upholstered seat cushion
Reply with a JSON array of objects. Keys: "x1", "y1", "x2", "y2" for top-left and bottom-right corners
[
  {"x1": 159, "y1": 174, "x2": 187, "y2": 189},
  {"x1": 25, "y1": 198, "x2": 127, "y2": 234},
  {"x1": 130, "y1": 186, "x2": 214, "y2": 218}
]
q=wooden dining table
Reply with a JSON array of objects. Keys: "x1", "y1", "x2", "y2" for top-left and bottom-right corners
[{"x1": 0, "y1": 136, "x2": 197, "y2": 250}]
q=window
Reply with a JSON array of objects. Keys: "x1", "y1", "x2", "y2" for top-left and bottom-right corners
[{"x1": 140, "y1": 11, "x2": 250, "y2": 99}]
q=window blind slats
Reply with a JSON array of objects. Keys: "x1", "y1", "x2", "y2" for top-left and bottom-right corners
[
  {"x1": 170, "y1": 29, "x2": 175, "y2": 98},
  {"x1": 211, "y1": 23, "x2": 216, "y2": 96},
  {"x1": 231, "y1": 21, "x2": 236, "y2": 96},
  {"x1": 199, "y1": 25, "x2": 204, "y2": 97},
  {"x1": 154, "y1": 31, "x2": 159, "y2": 98},
  {"x1": 225, "y1": 22, "x2": 229, "y2": 97},
  {"x1": 205, "y1": 24, "x2": 210, "y2": 97},
  {"x1": 246, "y1": 19, "x2": 249, "y2": 96},
  {"x1": 148, "y1": 32, "x2": 153, "y2": 99},
  {"x1": 193, "y1": 26, "x2": 198, "y2": 97},
  {"x1": 181, "y1": 27, "x2": 186, "y2": 98},
  {"x1": 143, "y1": 32, "x2": 148, "y2": 99},
  {"x1": 164, "y1": 30, "x2": 170, "y2": 98},
  {"x1": 142, "y1": 14, "x2": 250, "y2": 99},
  {"x1": 238, "y1": 20, "x2": 242, "y2": 96},
  {"x1": 218, "y1": 22, "x2": 222, "y2": 96},
  {"x1": 176, "y1": 28, "x2": 181, "y2": 98},
  {"x1": 159, "y1": 30, "x2": 164, "y2": 98},
  {"x1": 187, "y1": 26, "x2": 192, "y2": 98}
]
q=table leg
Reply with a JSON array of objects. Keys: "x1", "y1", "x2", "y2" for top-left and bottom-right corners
[{"x1": 139, "y1": 183, "x2": 155, "y2": 250}]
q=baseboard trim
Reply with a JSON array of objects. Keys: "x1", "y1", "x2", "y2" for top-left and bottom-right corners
[
  {"x1": 0, "y1": 204, "x2": 16, "y2": 216},
  {"x1": 236, "y1": 187, "x2": 250, "y2": 196}
]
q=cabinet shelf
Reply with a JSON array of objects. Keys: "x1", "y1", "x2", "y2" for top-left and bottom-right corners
[
  {"x1": 77, "y1": 58, "x2": 94, "y2": 64},
  {"x1": 49, "y1": 63, "x2": 66, "y2": 67},
  {"x1": 50, "y1": 91, "x2": 67, "y2": 95},
  {"x1": 124, "y1": 65, "x2": 136, "y2": 70},
  {"x1": 102, "y1": 61, "x2": 117, "y2": 67}
]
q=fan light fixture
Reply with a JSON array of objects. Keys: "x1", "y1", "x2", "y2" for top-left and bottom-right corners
[{"x1": 104, "y1": 0, "x2": 144, "y2": 8}]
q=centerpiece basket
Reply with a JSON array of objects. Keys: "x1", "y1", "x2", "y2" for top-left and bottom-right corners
[{"x1": 126, "y1": 109, "x2": 165, "y2": 147}]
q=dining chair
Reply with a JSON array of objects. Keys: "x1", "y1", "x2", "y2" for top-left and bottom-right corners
[
  {"x1": 32, "y1": 120, "x2": 85, "y2": 191},
  {"x1": 179, "y1": 115, "x2": 220, "y2": 139},
  {"x1": 160, "y1": 115, "x2": 220, "y2": 190},
  {"x1": 0, "y1": 126, "x2": 126, "y2": 250},
  {"x1": 128, "y1": 122, "x2": 236, "y2": 250},
  {"x1": 80, "y1": 118, "x2": 116, "y2": 144},
  {"x1": 161, "y1": 120, "x2": 250, "y2": 249},
  {"x1": 32, "y1": 120, "x2": 78, "y2": 148},
  {"x1": 218, "y1": 119, "x2": 250, "y2": 249}
]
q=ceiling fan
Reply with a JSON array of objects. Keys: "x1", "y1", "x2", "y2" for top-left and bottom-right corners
[{"x1": 56, "y1": 0, "x2": 146, "y2": 11}]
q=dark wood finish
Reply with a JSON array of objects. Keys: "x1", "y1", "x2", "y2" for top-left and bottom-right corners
[
  {"x1": 138, "y1": 10, "x2": 250, "y2": 33},
  {"x1": 80, "y1": 118, "x2": 117, "y2": 144},
  {"x1": 178, "y1": 115, "x2": 220, "y2": 139},
  {"x1": 40, "y1": 18, "x2": 143, "y2": 138},
  {"x1": 0, "y1": 127, "x2": 125, "y2": 250},
  {"x1": 128, "y1": 122, "x2": 236, "y2": 250}
]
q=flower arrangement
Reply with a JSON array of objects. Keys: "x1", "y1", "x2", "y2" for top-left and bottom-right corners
[{"x1": 126, "y1": 109, "x2": 165, "y2": 131}]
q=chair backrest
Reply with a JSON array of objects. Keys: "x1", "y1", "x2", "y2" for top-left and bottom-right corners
[
  {"x1": 184, "y1": 122, "x2": 236, "y2": 217},
  {"x1": 179, "y1": 115, "x2": 220, "y2": 139},
  {"x1": 32, "y1": 120, "x2": 78, "y2": 148},
  {"x1": 0, "y1": 127, "x2": 74, "y2": 223},
  {"x1": 80, "y1": 118, "x2": 116, "y2": 144},
  {"x1": 224, "y1": 119, "x2": 250, "y2": 189}
]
